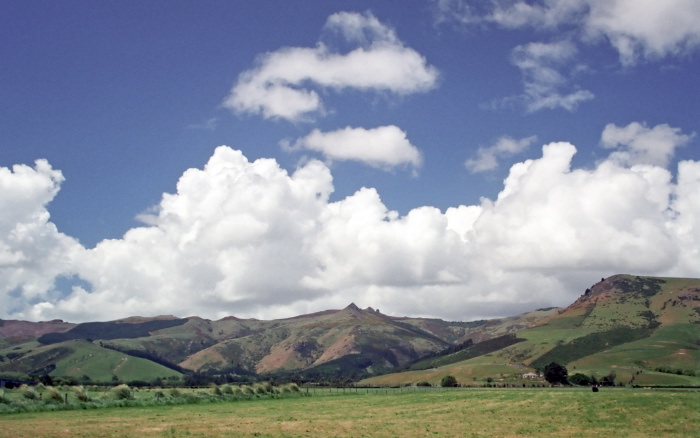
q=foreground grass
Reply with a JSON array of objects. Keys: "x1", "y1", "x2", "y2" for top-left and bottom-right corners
[{"x1": 0, "y1": 388, "x2": 697, "y2": 437}]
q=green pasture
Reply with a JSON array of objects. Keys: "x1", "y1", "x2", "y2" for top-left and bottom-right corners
[
  {"x1": 51, "y1": 341, "x2": 182, "y2": 382},
  {"x1": 360, "y1": 358, "x2": 529, "y2": 387},
  {"x1": 570, "y1": 323, "x2": 700, "y2": 383},
  {"x1": 1, "y1": 387, "x2": 698, "y2": 437},
  {"x1": 0, "y1": 340, "x2": 182, "y2": 383}
]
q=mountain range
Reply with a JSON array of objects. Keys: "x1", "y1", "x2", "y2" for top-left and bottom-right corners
[{"x1": 1, "y1": 275, "x2": 698, "y2": 386}]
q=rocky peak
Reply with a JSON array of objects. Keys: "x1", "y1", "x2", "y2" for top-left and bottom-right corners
[{"x1": 344, "y1": 303, "x2": 361, "y2": 312}]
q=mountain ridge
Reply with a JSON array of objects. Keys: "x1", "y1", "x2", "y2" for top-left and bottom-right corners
[{"x1": 1, "y1": 275, "x2": 698, "y2": 386}]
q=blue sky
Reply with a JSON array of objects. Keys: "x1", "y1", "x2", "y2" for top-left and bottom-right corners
[{"x1": 2, "y1": 0, "x2": 699, "y2": 322}]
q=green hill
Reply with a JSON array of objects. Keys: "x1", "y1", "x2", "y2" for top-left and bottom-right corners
[
  {"x1": 0, "y1": 339, "x2": 181, "y2": 383},
  {"x1": 361, "y1": 275, "x2": 700, "y2": 387}
]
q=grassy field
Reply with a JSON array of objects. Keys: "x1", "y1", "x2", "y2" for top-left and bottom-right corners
[{"x1": 0, "y1": 388, "x2": 697, "y2": 437}]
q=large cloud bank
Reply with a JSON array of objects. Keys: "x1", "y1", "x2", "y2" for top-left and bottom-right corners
[{"x1": 2, "y1": 123, "x2": 698, "y2": 322}]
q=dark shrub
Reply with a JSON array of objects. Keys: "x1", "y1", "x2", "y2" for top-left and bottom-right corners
[
  {"x1": 569, "y1": 373, "x2": 593, "y2": 386},
  {"x1": 440, "y1": 375, "x2": 458, "y2": 387},
  {"x1": 543, "y1": 362, "x2": 568, "y2": 385}
]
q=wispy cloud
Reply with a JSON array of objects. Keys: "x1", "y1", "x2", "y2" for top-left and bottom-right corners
[
  {"x1": 434, "y1": 0, "x2": 586, "y2": 30},
  {"x1": 509, "y1": 40, "x2": 593, "y2": 112},
  {"x1": 436, "y1": 0, "x2": 700, "y2": 64},
  {"x1": 466, "y1": 135, "x2": 537, "y2": 173},
  {"x1": 434, "y1": 0, "x2": 700, "y2": 111},
  {"x1": 187, "y1": 117, "x2": 219, "y2": 131}
]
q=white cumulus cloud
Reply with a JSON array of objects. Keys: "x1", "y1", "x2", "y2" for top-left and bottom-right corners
[
  {"x1": 477, "y1": 142, "x2": 678, "y2": 273},
  {"x1": 285, "y1": 125, "x2": 422, "y2": 170},
  {"x1": 59, "y1": 147, "x2": 335, "y2": 321},
  {"x1": 601, "y1": 122, "x2": 694, "y2": 168},
  {"x1": 224, "y1": 11, "x2": 439, "y2": 122},
  {"x1": 0, "y1": 160, "x2": 84, "y2": 315},
  {"x1": 584, "y1": 0, "x2": 700, "y2": 65},
  {"x1": 670, "y1": 160, "x2": 700, "y2": 275}
]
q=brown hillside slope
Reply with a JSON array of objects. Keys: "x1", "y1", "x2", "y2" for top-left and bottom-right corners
[
  {"x1": 0, "y1": 319, "x2": 74, "y2": 347},
  {"x1": 180, "y1": 303, "x2": 452, "y2": 375}
]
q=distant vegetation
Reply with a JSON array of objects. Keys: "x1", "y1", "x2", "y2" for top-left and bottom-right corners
[
  {"x1": 407, "y1": 334, "x2": 524, "y2": 371},
  {"x1": 542, "y1": 362, "x2": 568, "y2": 385},
  {"x1": 440, "y1": 375, "x2": 458, "y2": 387},
  {"x1": 99, "y1": 344, "x2": 185, "y2": 374},
  {"x1": 654, "y1": 366, "x2": 696, "y2": 377},
  {"x1": 612, "y1": 276, "x2": 666, "y2": 298}
]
